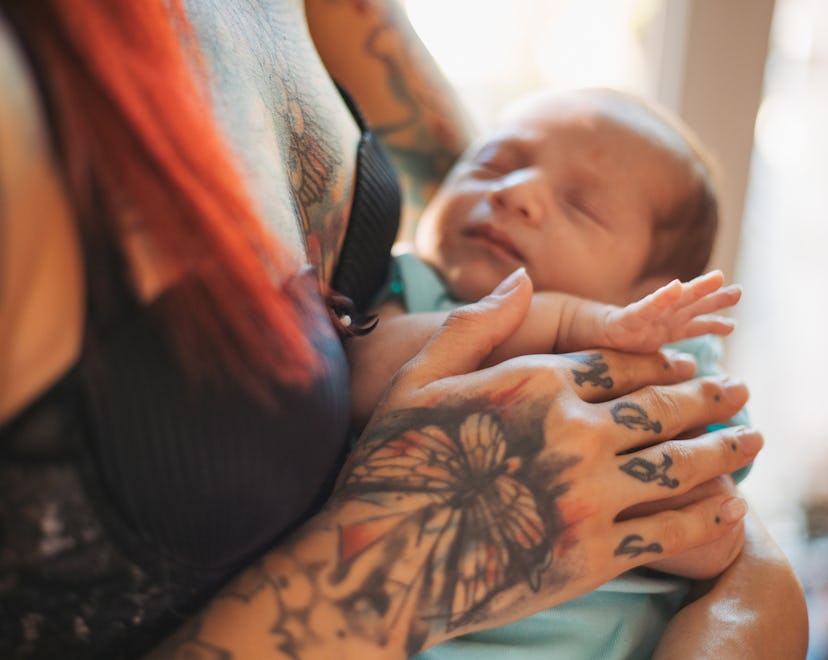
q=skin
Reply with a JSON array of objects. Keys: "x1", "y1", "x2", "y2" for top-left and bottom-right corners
[
  {"x1": 414, "y1": 88, "x2": 701, "y2": 306},
  {"x1": 0, "y1": 1, "x2": 808, "y2": 657}
]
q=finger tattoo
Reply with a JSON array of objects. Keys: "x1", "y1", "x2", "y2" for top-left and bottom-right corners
[
  {"x1": 569, "y1": 353, "x2": 613, "y2": 389},
  {"x1": 619, "y1": 453, "x2": 680, "y2": 488},
  {"x1": 611, "y1": 402, "x2": 662, "y2": 433},
  {"x1": 614, "y1": 534, "x2": 664, "y2": 558}
]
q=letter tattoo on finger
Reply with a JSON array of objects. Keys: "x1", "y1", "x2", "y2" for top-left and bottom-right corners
[
  {"x1": 611, "y1": 402, "x2": 662, "y2": 433},
  {"x1": 614, "y1": 534, "x2": 664, "y2": 558},
  {"x1": 619, "y1": 453, "x2": 680, "y2": 489},
  {"x1": 569, "y1": 353, "x2": 613, "y2": 389}
]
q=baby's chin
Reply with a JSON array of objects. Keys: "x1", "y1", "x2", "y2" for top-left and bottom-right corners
[{"x1": 445, "y1": 272, "x2": 509, "y2": 304}]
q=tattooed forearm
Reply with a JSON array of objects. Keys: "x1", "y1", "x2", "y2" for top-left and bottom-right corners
[
  {"x1": 568, "y1": 353, "x2": 613, "y2": 389},
  {"x1": 620, "y1": 454, "x2": 680, "y2": 489},
  {"x1": 611, "y1": 402, "x2": 662, "y2": 433},
  {"x1": 614, "y1": 534, "x2": 664, "y2": 558}
]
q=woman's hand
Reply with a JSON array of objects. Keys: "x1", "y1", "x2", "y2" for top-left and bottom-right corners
[
  {"x1": 151, "y1": 269, "x2": 760, "y2": 659},
  {"x1": 330, "y1": 268, "x2": 760, "y2": 653}
]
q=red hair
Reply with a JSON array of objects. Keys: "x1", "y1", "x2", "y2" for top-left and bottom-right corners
[{"x1": 3, "y1": 1, "x2": 318, "y2": 391}]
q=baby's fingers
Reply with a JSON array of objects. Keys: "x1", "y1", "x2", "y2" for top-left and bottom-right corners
[
  {"x1": 627, "y1": 279, "x2": 683, "y2": 322},
  {"x1": 680, "y1": 315, "x2": 737, "y2": 338},
  {"x1": 672, "y1": 284, "x2": 742, "y2": 322},
  {"x1": 675, "y1": 270, "x2": 726, "y2": 305},
  {"x1": 625, "y1": 271, "x2": 729, "y2": 323}
]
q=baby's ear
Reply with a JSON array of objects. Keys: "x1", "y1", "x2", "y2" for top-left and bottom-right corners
[{"x1": 628, "y1": 274, "x2": 674, "y2": 303}]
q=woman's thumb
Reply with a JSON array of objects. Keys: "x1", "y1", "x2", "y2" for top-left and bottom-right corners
[{"x1": 399, "y1": 268, "x2": 532, "y2": 389}]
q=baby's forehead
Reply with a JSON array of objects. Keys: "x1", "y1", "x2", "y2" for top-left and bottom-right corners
[{"x1": 499, "y1": 89, "x2": 688, "y2": 156}]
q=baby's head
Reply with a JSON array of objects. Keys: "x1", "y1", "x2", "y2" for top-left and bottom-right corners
[{"x1": 414, "y1": 87, "x2": 719, "y2": 305}]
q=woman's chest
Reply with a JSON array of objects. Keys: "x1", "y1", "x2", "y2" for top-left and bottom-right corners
[{"x1": 185, "y1": 0, "x2": 360, "y2": 282}]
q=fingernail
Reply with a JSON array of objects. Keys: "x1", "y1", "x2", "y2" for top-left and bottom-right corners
[
  {"x1": 721, "y1": 377, "x2": 748, "y2": 406},
  {"x1": 737, "y1": 428, "x2": 764, "y2": 456},
  {"x1": 664, "y1": 350, "x2": 696, "y2": 378},
  {"x1": 491, "y1": 267, "x2": 526, "y2": 297},
  {"x1": 720, "y1": 497, "x2": 748, "y2": 523}
]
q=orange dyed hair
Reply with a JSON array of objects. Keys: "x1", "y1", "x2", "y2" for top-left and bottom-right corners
[{"x1": 4, "y1": 1, "x2": 317, "y2": 391}]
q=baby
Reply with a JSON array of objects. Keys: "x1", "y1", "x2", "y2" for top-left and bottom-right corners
[{"x1": 346, "y1": 87, "x2": 749, "y2": 659}]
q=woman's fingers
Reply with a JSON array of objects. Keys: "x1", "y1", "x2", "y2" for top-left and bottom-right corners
[
  {"x1": 607, "y1": 426, "x2": 762, "y2": 511},
  {"x1": 607, "y1": 491, "x2": 748, "y2": 570},
  {"x1": 592, "y1": 375, "x2": 749, "y2": 453},
  {"x1": 390, "y1": 268, "x2": 533, "y2": 395},
  {"x1": 617, "y1": 473, "x2": 738, "y2": 520},
  {"x1": 561, "y1": 349, "x2": 698, "y2": 403}
]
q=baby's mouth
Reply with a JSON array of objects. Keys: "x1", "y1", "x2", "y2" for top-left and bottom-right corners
[{"x1": 464, "y1": 225, "x2": 525, "y2": 263}]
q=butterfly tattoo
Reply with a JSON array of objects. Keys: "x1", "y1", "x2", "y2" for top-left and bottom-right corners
[{"x1": 335, "y1": 412, "x2": 552, "y2": 636}]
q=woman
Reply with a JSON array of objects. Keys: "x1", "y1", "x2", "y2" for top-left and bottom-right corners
[{"x1": 0, "y1": 1, "x2": 807, "y2": 658}]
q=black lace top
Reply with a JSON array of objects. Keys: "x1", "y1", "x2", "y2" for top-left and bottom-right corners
[{"x1": 0, "y1": 89, "x2": 401, "y2": 660}]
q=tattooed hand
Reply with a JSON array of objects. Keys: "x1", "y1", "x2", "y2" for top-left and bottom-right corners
[
  {"x1": 153, "y1": 269, "x2": 760, "y2": 659},
  {"x1": 323, "y1": 268, "x2": 759, "y2": 654}
]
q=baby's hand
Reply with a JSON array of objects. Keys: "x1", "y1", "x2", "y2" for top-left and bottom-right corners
[{"x1": 604, "y1": 271, "x2": 741, "y2": 353}]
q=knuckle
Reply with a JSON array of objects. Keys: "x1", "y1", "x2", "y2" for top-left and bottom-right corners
[
  {"x1": 667, "y1": 441, "x2": 694, "y2": 479},
  {"x1": 443, "y1": 307, "x2": 496, "y2": 353},
  {"x1": 562, "y1": 407, "x2": 603, "y2": 455},
  {"x1": 520, "y1": 358, "x2": 567, "y2": 394},
  {"x1": 648, "y1": 387, "x2": 682, "y2": 431},
  {"x1": 659, "y1": 513, "x2": 688, "y2": 553}
]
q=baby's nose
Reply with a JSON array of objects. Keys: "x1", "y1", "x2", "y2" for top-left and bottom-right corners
[{"x1": 487, "y1": 170, "x2": 544, "y2": 226}]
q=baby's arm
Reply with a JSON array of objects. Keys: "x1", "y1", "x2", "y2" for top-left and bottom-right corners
[
  {"x1": 347, "y1": 298, "x2": 448, "y2": 428},
  {"x1": 485, "y1": 270, "x2": 740, "y2": 364}
]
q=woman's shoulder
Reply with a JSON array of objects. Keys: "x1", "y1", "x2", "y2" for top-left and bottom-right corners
[{"x1": 0, "y1": 15, "x2": 84, "y2": 425}]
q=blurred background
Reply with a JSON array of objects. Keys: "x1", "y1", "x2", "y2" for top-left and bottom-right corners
[{"x1": 403, "y1": 0, "x2": 828, "y2": 655}]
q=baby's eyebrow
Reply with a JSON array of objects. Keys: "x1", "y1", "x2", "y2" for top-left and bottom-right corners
[{"x1": 472, "y1": 138, "x2": 529, "y2": 162}]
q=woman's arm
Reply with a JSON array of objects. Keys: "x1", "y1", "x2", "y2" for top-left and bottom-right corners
[
  {"x1": 151, "y1": 270, "x2": 761, "y2": 658},
  {"x1": 304, "y1": 0, "x2": 475, "y2": 241},
  {"x1": 654, "y1": 509, "x2": 808, "y2": 659}
]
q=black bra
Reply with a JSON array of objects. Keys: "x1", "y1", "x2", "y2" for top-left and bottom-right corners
[{"x1": 331, "y1": 84, "x2": 401, "y2": 314}]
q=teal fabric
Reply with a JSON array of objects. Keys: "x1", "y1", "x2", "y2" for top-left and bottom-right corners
[
  {"x1": 382, "y1": 253, "x2": 753, "y2": 660},
  {"x1": 415, "y1": 574, "x2": 687, "y2": 660}
]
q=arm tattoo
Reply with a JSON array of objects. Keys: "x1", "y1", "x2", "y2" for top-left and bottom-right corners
[
  {"x1": 619, "y1": 453, "x2": 680, "y2": 489},
  {"x1": 568, "y1": 353, "x2": 613, "y2": 389},
  {"x1": 614, "y1": 534, "x2": 663, "y2": 558},
  {"x1": 345, "y1": 0, "x2": 468, "y2": 226},
  {"x1": 611, "y1": 402, "x2": 662, "y2": 433}
]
